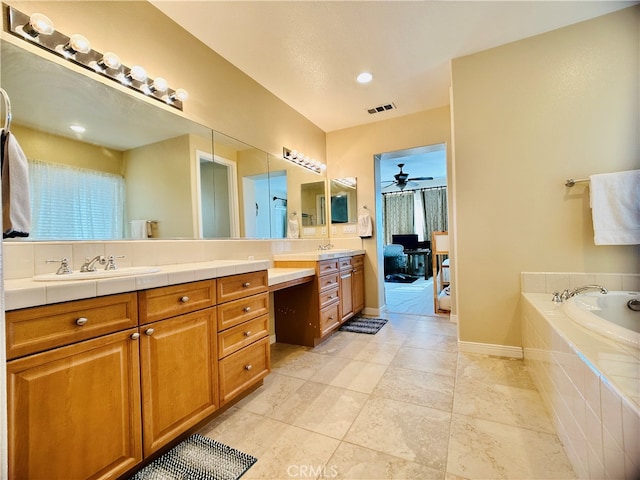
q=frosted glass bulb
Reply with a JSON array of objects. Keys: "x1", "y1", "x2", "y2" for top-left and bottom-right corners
[
  {"x1": 25, "y1": 13, "x2": 54, "y2": 37},
  {"x1": 128, "y1": 65, "x2": 147, "y2": 82},
  {"x1": 151, "y1": 77, "x2": 168, "y2": 93},
  {"x1": 68, "y1": 34, "x2": 91, "y2": 54},
  {"x1": 101, "y1": 52, "x2": 121, "y2": 70},
  {"x1": 174, "y1": 88, "x2": 188, "y2": 102}
]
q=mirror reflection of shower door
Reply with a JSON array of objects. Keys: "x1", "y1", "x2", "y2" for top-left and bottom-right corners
[
  {"x1": 242, "y1": 175, "x2": 271, "y2": 238},
  {"x1": 197, "y1": 150, "x2": 239, "y2": 238}
]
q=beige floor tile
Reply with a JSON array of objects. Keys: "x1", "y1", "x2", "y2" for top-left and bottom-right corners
[
  {"x1": 403, "y1": 331, "x2": 458, "y2": 353},
  {"x1": 391, "y1": 346, "x2": 457, "y2": 377},
  {"x1": 373, "y1": 366, "x2": 454, "y2": 412},
  {"x1": 311, "y1": 331, "x2": 359, "y2": 356},
  {"x1": 457, "y1": 352, "x2": 537, "y2": 389},
  {"x1": 312, "y1": 356, "x2": 389, "y2": 394},
  {"x1": 329, "y1": 442, "x2": 444, "y2": 479},
  {"x1": 344, "y1": 396, "x2": 451, "y2": 472},
  {"x1": 242, "y1": 423, "x2": 340, "y2": 480},
  {"x1": 234, "y1": 372, "x2": 305, "y2": 416},
  {"x1": 335, "y1": 338, "x2": 402, "y2": 365},
  {"x1": 447, "y1": 413, "x2": 576, "y2": 480},
  {"x1": 453, "y1": 377, "x2": 555, "y2": 433},
  {"x1": 270, "y1": 348, "x2": 329, "y2": 380},
  {"x1": 269, "y1": 381, "x2": 369, "y2": 439}
]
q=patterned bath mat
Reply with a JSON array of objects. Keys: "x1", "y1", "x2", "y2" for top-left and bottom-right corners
[
  {"x1": 129, "y1": 434, "x2": 256, "y2": 480},
  {"x1": 339, "y1": 316, "x2": 388, "y2": 334}
]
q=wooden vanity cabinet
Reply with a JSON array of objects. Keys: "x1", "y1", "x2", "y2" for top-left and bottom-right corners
[
  {"x1": 6, "y1": 295, "x2": 142, "y2": 480},
  {"x1": 338, "y1": 257, "x2": 354, "y2": 322},
  {"x1": 352, "y1": 255, "x2": 365, "y2": 313},
  {"x1": 137, "y1": 280, "x2": 218, "y2": 456},
  {"x1": 216, "y1": 271, "x2": 270, "y2": 406}
]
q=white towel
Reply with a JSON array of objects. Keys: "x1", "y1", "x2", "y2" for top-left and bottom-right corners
[
  {"x1": 130, "y1": 220, "x2": 149, "y2": 239},
  {"x1": 589, "y1": 169, "x2": 640, "y2": 245},
  {"x1": 2, "y1": 130, "x2": 30, "y2": 238},
  {"x1": 358, "y1": 211, "x2": 372, "y2": 238},
  {"x1": 287, "y1": 216, "x2": 299, "y2": 239}
]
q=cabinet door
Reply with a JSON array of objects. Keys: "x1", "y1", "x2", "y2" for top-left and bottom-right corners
[
  {"x1": 352, "y1": 263, "x2": 365, "y2": 314},
  {"x1": 139, "y1": 308, "x2": 218, "y2": 456},
  {"x1": 7, "y1": 329, "x2": 142, "y2": 480},
  {"x1": 339, "y1": 269, "x2": 353, "y2": 322}
]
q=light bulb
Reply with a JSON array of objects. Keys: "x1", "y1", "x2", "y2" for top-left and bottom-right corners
[
  {"x1": 128, "y1": 65, "x2": 147, "y2": 83},
  {"x1": 100, "y1": 52, "x2": 121, "y2": 70},
  {"x1": 150, "y1": 77, "x2": 168, "y2": 93},
  {"x1": 173, "y1": 88, "x2": 188, "y2": 102},
  {"x1": 23, "y1": 13, "x2": 54, "y2": 37},
  {"x1": 356, "y1": 72, "x2": 373, "y2": 84},
  {"x1": 67, "y1": 34, "x2": 91, "y2": 54}
]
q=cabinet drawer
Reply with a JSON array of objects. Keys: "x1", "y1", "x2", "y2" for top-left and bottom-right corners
[
  {"x1": 339, "y1": 258, "x2": 352, "y2": 271},
  {"x1": 352, "y1": 255, "x2": 365, "y2": 268},
  {"x1": 319, "y1": 286, "x2": 339, "y2": 309},
  {"x1": 217, "y1": 292, "x2": 269, "y2": 331},
  {"x1": 319, "y1": 303, "x2": 340, "y2": 337},
  {"x1": 219, "y1": 337, "x2": 270, "y2": 405},
  {"x1": 317, "y1": 260, "x2": 339, "y2": 276},
  {"x1": 318, "y1": 273, "x2": 339, "y2": 292},
  {"x1": 218, "y1": 315, "x2": 269, "y2": 359},
  {"x1": 138, "y1": 280, "x2": 216, "y2": 324},
  {"x1": 217, "y1": 271, "x2": 268, "y2": 303},
  {"x1": 6, "y1": 293, "x2": 138, "y2": 360}
]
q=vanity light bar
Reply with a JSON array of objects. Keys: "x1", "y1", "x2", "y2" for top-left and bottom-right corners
[
  {"x1": 6, "y1": 6, "x2": 187, "y2": 111},
  {"x1": 283, "y1": 147, "x2": 326, "y2": 174}
]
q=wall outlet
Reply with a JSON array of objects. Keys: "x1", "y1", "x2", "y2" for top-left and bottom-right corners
[
  {"x1": 331, "y1": 226, "x2": 337, "y2": 235},
  {"x1": 343, "y1": 224, "x2": 357, "y2": 234}
]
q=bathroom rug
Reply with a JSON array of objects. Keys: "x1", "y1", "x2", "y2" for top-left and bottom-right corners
[
  {"x1": 129, "y1": 433, "x2": 256, "y2": 480},
  {"x1": 339, "y1": 316, "x2": 388, "y2": 334}
]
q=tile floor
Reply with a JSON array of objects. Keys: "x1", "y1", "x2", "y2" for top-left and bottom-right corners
[{"x1": 198, "y1": 311, "x2": 576, "y2": 480}]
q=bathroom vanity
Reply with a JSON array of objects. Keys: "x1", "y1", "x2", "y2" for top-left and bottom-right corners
[{"x1": 5, "y1": 265, "x2": 270, "y2": 480}]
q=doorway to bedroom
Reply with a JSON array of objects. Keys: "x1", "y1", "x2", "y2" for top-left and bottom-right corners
[{"x1": 376, "y1": 143, "x2": 448, "y2": 316}]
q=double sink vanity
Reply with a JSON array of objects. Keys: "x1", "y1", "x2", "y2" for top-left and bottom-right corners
[{"x1": 3, "y1": 247, "x2": 365, "y2": 480}]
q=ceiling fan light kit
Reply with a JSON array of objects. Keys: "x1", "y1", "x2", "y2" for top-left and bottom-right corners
[{"x1": 382, "y1": 163, "x2": 433, "y2": 191}]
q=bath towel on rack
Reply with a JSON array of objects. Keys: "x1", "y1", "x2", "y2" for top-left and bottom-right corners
[
  {"x1": 358, "y1": 209, "x2": 372, "y2": 238},
  {"x1": 589, "y1": 169, "x2": 640, "y2": 245},
  {"x1": 287, "y1": 213, "x2": 299, "y2": 239},
  {"x1": 1, "y1": 130, "x2": 30, "y2": 238},
  {"x1": 130, "y1": 220, "x2": 150, "y2": 239}
]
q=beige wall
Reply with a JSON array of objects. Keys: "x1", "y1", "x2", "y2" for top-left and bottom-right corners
[
  {"x1": 5, "y1": 1, "x2": 326, "y2": 163},
  {"x1": 11, "y1": 124, "x2": 123, "y2": 174},
  {"x1": 326, "y1": 106, "x2": 452, "y2": 311},
  {"x1": 451, "y1": 6, "x2": 640, "y2": 347}
]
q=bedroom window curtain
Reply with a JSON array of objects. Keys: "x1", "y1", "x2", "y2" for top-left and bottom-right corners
[
  {"x1": 29, "y1": 159, "x2": 125, "y2": 240},
  {"x1": 419, "y1": 186, "x2": 448, "y2": 243},
  {"x1": 382, "y1": 191, "x2": 414, "y2": 245}
]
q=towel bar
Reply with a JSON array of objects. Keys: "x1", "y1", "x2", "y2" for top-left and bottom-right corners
[{"x1": 565, "y1": 178, "x2": 589, "y2": 187}]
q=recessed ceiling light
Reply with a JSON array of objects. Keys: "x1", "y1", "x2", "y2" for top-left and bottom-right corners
[
  {"x1": 70, "y1": 124, "x2": 86, "y2": 133},
  {"x1": 356, "y1": 72, "x2": 373, "y2": 84}
]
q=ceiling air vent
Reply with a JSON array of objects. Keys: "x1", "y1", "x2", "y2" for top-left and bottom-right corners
[{"x1": 367, "y1": 102, "x2": 396, "y2": 115}]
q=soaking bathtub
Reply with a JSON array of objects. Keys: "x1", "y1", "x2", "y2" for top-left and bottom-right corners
[{"x1": 521, "y1": 287, "x2": 639, "y2": 480}]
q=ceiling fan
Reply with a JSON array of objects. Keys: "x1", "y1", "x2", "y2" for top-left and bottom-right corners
[{"x1": 382, "y1": 163, "x2": 433, "y2": 191}]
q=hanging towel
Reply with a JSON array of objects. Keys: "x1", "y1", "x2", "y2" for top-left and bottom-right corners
[
  {"x1": 358, "y1": 210, "x2": 373, "y2": 238},
  {"x1": 2, "y1": 130, "x2": 30, "y2": 238},
  {"x1": 287, "y1": 215, "x2": 299, "y2": 239},
  {"x1": 589, "y1": 169, "x2": 640, "y2": 245},
  {"x1": 130, "y1": 220, "x2": 149, "y2": 239}
]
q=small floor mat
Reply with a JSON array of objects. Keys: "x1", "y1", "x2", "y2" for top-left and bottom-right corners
[
  {"x1": 339, "y1": 317, "x2": 388, "y2": 334},
  {"x1": 385, "y1": 273, "x2": 418, "y2": 283},
  {"x1": 129, "y1": 434, "x2": 256, "y2": 480}
]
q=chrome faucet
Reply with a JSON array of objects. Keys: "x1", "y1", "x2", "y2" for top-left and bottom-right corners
[
  {"x1": 318, "y1": 243, "x2": 334, "y2": 251},
  {"x1": 560, "y1": 284, "x2": 608, "y2": 301},
  {"x1": 80, "y1": 255, "x2": 106, "y2": 272}
]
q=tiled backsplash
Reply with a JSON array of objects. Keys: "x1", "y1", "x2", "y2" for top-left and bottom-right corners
[
  {"x1": 521, "y1": 271, "x2": 640, "y2": 294},
  {"x1": 3, "y1": 238, "x2": 364, "y2": 280}
]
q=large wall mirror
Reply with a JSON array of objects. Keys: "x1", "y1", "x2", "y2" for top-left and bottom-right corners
[
  {"x1": 1, "y1": 39, "x2": 328, "y2": 240},
  {"x1": 330, "y1": 177, "x2": 357, "y2": 224}
]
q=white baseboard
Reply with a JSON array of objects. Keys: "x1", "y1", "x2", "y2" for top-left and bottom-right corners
[
  {"x1": 270, "y1": 334, "x2": 277, "y2": 344},
  {"x1": 458, "y1": 341, "x2": 523, "y2": 359},
  {"x1": 449, "y1": 313, "x2": 459, "y2": 324}
]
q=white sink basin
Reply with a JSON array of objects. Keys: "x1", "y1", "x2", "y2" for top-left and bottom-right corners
[
  {"x1": 33, "y1": 266, "x2": 161, "y2": 282},
  {"x1": 273, "y1": 249, "x2": 358, "y2": 261}
]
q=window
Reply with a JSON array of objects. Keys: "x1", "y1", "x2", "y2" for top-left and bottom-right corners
[{"x1": 29, "y1": 159, "x2": 125, "y2": 240}]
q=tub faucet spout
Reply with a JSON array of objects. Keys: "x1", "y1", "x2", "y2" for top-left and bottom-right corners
[{"x1": 561, "y1": 284, "x2": 608, "y2": 301}]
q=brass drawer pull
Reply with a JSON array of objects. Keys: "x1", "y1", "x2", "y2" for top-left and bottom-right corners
[
  {"x1": 76, "y1": 317, "x2": 88, "y2": 326},
  {"x1": 243, "y1": 331, "x2": 252, "y2": 337},
  {"x1": 180, "y1": 296, "x2": 189, "y2": 303},
  {"x1": 328, "y1": 315, "x2": 334, "y2": 320},
  {"x1": 243, "y1": 306, "x2": 251, "y2": 313},
  {"x1": 242, "y1": 282, "x2": 251, "y2": 287},
  {"x1": 130, "y1": 332, "x2": 140, "y2": 340},
  {"x1": 145, "y1": 328, "x2": 154, "y2": 336},
  {"x1": 244, "y1": 364, "x2": 252, "y2": 371}
]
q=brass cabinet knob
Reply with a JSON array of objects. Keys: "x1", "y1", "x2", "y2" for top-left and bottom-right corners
[
  {"x1": 244, "y1": 364, "x2": 252, "y2": 371},
  {"x1": 243, "y1": 306, "x2": 251, "y2": 313},
  {"x1": 244, "y1": 331, "x2": 251, "y2": 337},
  {"x1": 180, "y1": 296, "x2": 189, "y2": 303},
  {"x1": 145, "y1": 328, "x2": 154, "y2": 336},
  {"x1": 76, "y1": 317, "x2": 88, "y2": 326},
  {"x1": 130, "y1": 332, "x2": 140, "y2": 340},
  {"x1": 242, "y1": 282, "x2": 251, "y2": 288}
]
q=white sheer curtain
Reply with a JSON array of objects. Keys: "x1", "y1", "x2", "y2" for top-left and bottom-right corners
[
  {"x1": 419, "y1": 186, "x2": 448, "y2": 244},
  {"x1": 29, "y1": 159, "x2": 125, "y2": 240},
  {"x1": 382, "y1": 191, "x2": 414, "y2": 245}
]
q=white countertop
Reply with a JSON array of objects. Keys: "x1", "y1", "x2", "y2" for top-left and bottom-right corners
[
  {"x1": 273, "y1": 248, "x2": 365, "y2": 262},
  {"x1": 5, "y1": 260, "x2": 315, "y2": 311}
]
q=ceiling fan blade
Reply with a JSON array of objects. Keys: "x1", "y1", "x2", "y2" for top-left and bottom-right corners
[{"x1": 408, "y1": 176, "x2": 434, "y2": 181}]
